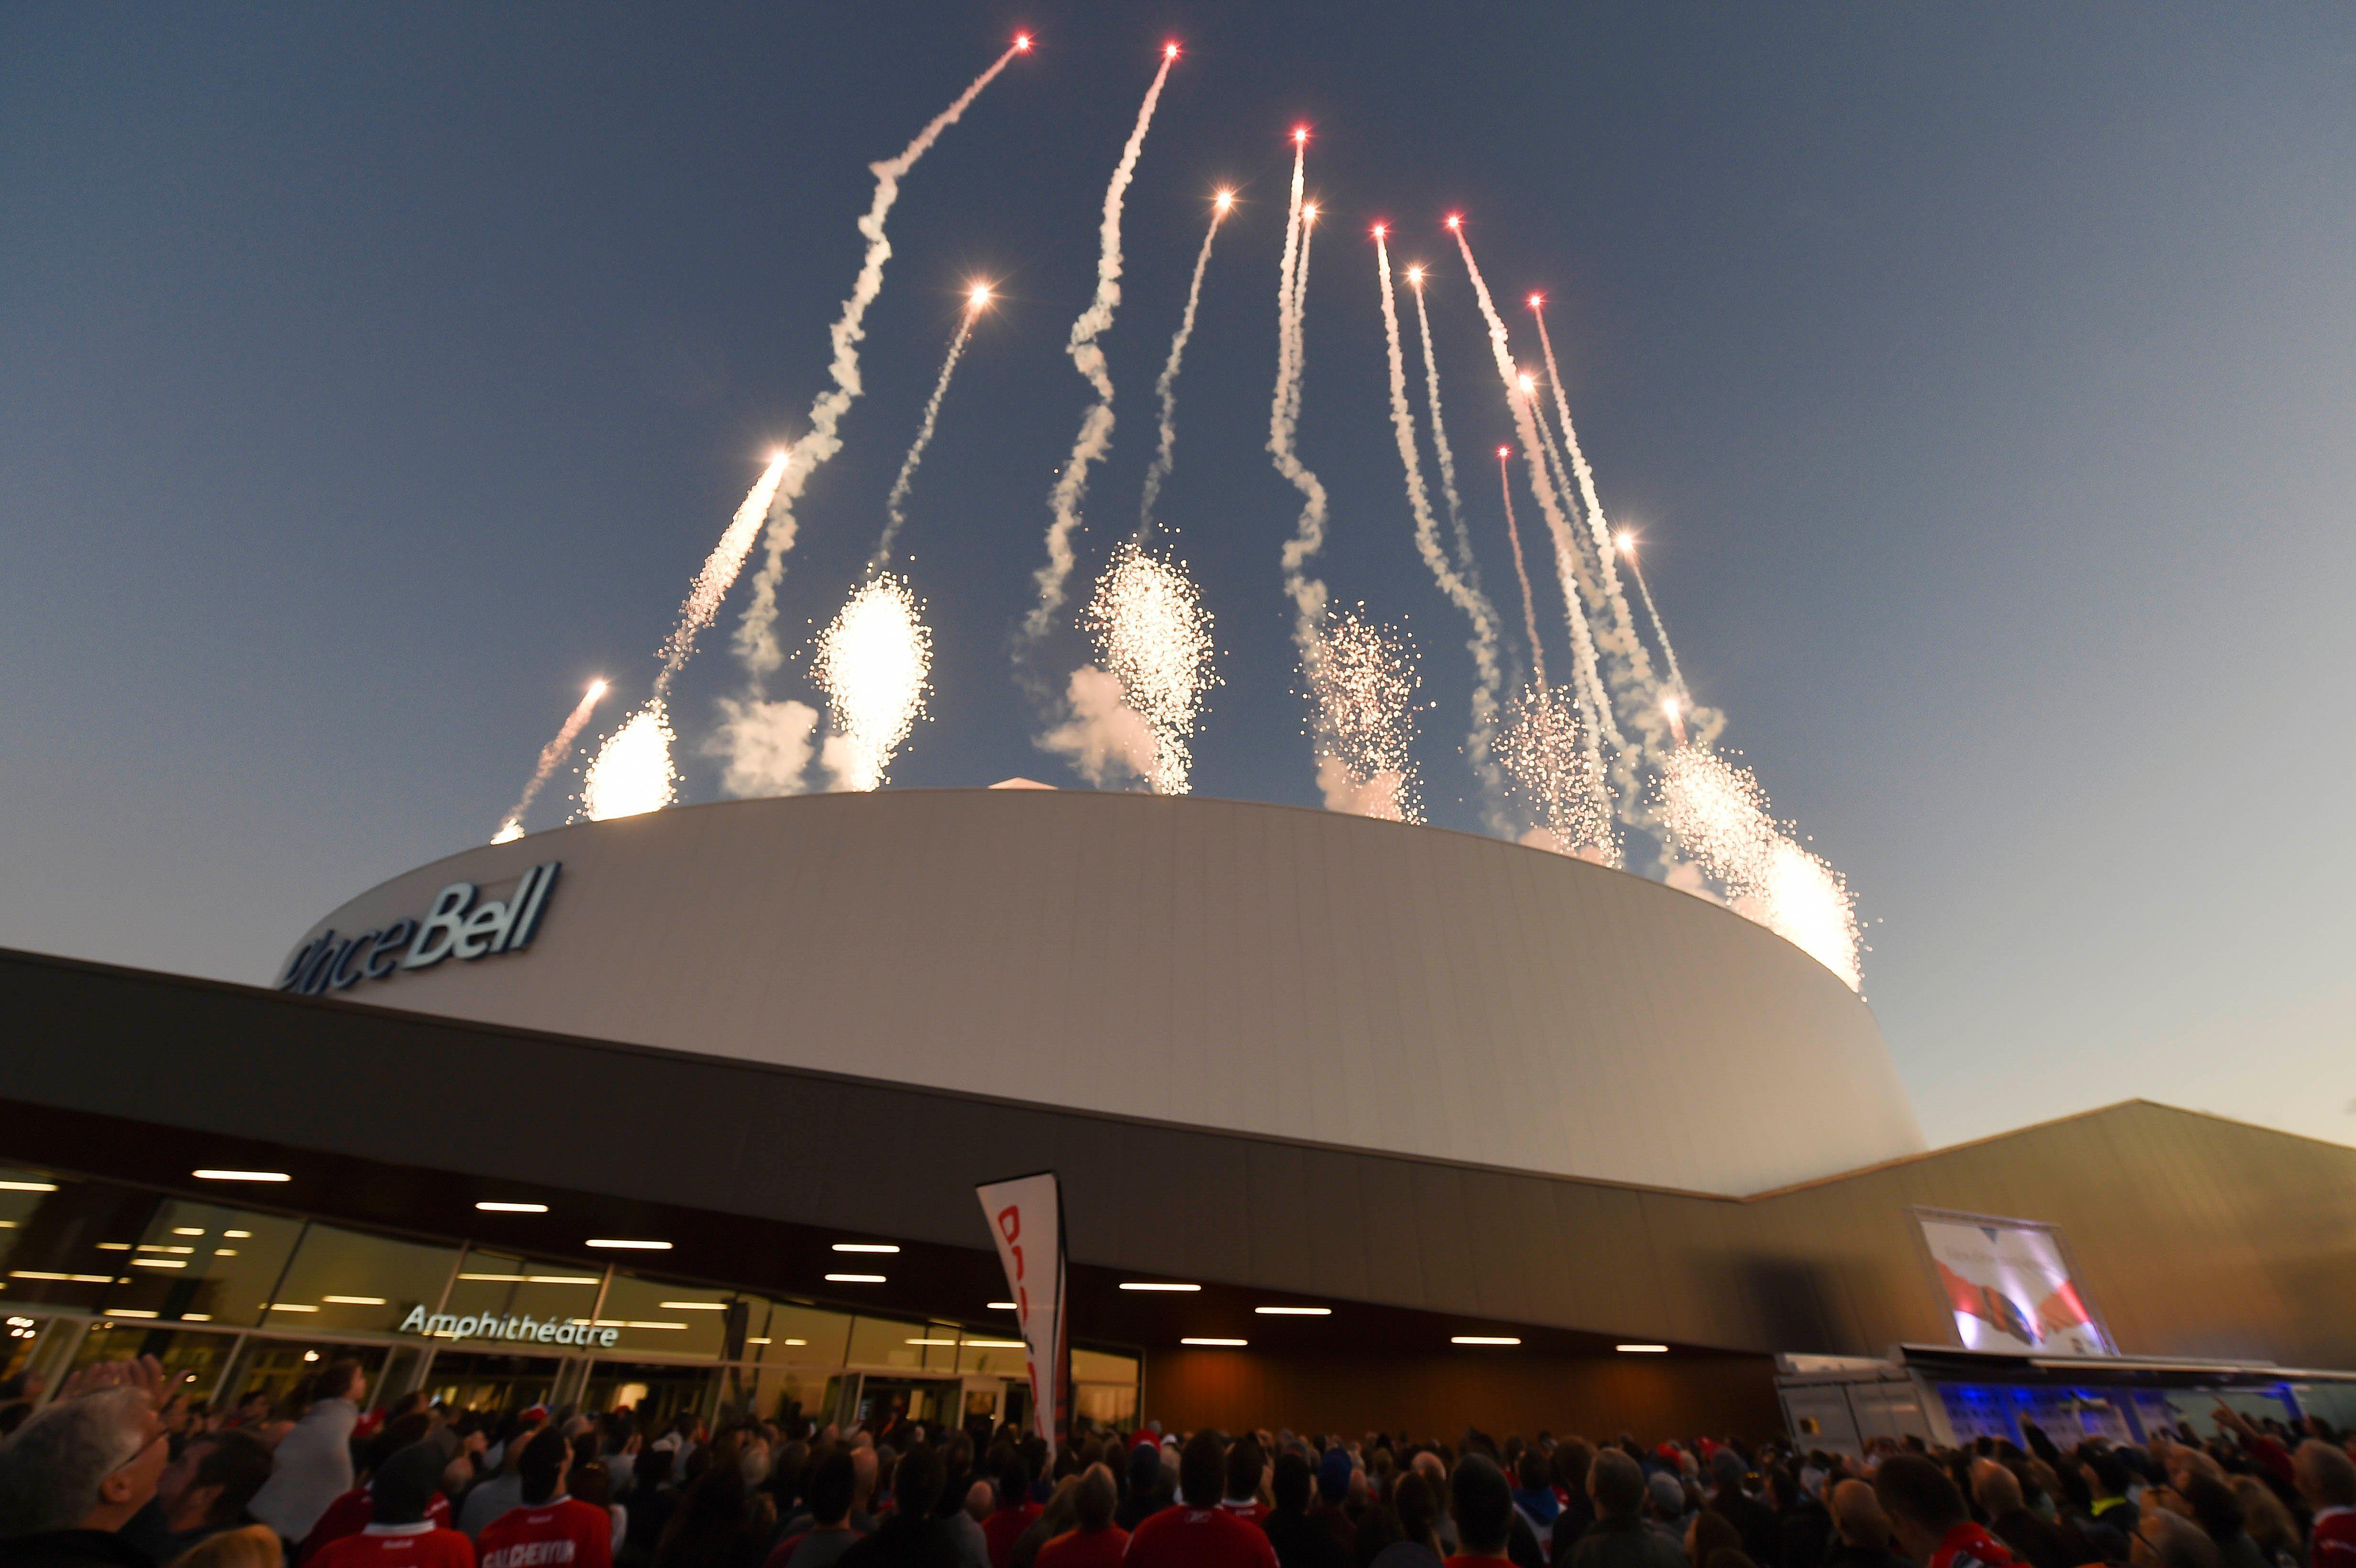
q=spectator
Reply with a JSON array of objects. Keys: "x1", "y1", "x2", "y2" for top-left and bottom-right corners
[
  {"x1": 1008, "y1": 1480, "x2": 1079, "y2": 1568},
  {"x1": 2299, "y1": 1443, "x2": 2356, "y2": 1568},
  {"x1": 477, "y1": 1430, "x2": 610, "y2": 1568},
  {"x1": 2080, "y1": 1454, "x2": 2141, "y2": 1547},
  {"x1": 1223, "y1": 1443, "x2": 1271, "y2": 1527},
  {"x1": 836, "y1": 1446, "x2": 963, "y2": 1568},
  {"x1": 123, "y1": 1429, "x2": 274, "y2": 1565},
  {"x1": 1512, "y1": 1454, "x2": 1561, "y2": 1556},
  {"x1": 1546, "y1": 1445, "x2": 1598, "y2": 1568},
  {"x1": 1643, "y1": 1478, "x2": 1690, "y2": 1553},
  {"x1": 306, "y1": 1441, "x2": 473, "y2": 1568},
  {"x1": 459, "y1": 1412, "x2": 547, "y2": 1540},
  {"x1": 624, "y1": 1450, "x2": 676, "y2": 1562},
  {"x1": 1683, "y1": 1514, "x2": 1742, "y2": 1568},
  {"x1": 1821, "y1": 1483, "x2": 1908, "y2": 1568},
  {"x1": 300, "y1": 1416, "x2": 446, "y2": 1563},
  {"x1": 1268, "y1": 1452, "x2": 1352, "y2": 1568},
  {"x1": 250, "y1": 1362, "x2": 368, "y2": 1548},
  {"x1": 2131, "y1": 1513, "x2": 2221, "y2": 1568},
  {"x1": 1703, "y1": 1456, "x2": 1774, "y2": 1568},
  {"x1": 1569, "y1": 1451, "x2": 1682, "y2": 1568},
  {"x1": 984, "y1": 1457, "x2": 1043, "y2": 1568},
  {"x1": 1123, "y1": 1436, "x2": 1278, "y2": 1568},
  {"x1": 1447, "y1": 1456, "x2": 1518, "y2": 1568},
  {"x1": 655, "y1": 1434, "x2": 772, "y2": 1568},
  {"x1": 1760, "y1": 1469, "x2": 1826, "y2": 1568},
  {"x1": 164, "y1": 1525, "x2": 281, "y2": 1568},
  {"x1": 1371, "y1": 1474, "x2": 1445, "y2": 1568},
  {"x1": 2224, "y1": 1479, "x2": 2298, "y2": 1568},
  {"x1": 765, "y1": 1449, "x2": 863, "y2": 1568},
  {"x1": 1976, "y1": 1461, "x2": 2082, "y2": 1568},
  {"x1": 933, "y1": 1441, "x2": 990, "y2": 1568},
  {"x1": 1872, "y1": 1456, "x2": 2012, "y2": 1568},
  {"x1": 568, "y1": 1463, "x2": 624, "y2": 1561},
  {"x1": 1316, "y1": 1452, "x2": 1360, "y2": 1561},
  {"x1": 0, "y1": 1380, "x2": 173, "y2": 1568},
  {"x1": 1115, "y1": 1445, "x2": 1169, "y2": 1535},
  {"x1": 1033, "y1": 1468, "x2": 1125, "y2": 1568}
]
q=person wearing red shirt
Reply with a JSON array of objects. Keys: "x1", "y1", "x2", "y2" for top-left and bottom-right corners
[
  {"x1": 477, "y1": 1430, "x2": 611, "y2": 1568},
  {"x1": 309, "y1": 1441, "x2": 474, "y2": 1568},
  {"x1": 2296, "y1": 1440, "x2": 2356, "y2": 1568},
  {"x1": 1036, "y1": 1468, "x2": 1129, "y2": 1568},
  {"x1": 1871, "y1": 1456, "x2": 2012, "y2": 1568},
  {"x1": 1123, "y1": 1435, "x2": 1279, "y2": 1568},
  {"x1": 985, "y1": 1457, "x2": 1045, "y2": 1568},
  {"x1": 1442, "y1": 1455, "x2": 1518, "y2": 1568},
  {"x1": 1217, "y1": 1443, "x2": 1270, "y2": 1529}
]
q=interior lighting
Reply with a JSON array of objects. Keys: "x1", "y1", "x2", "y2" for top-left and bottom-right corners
[
  {"x1": 269, "y1": 1304, "x2": 320, "y2": 1313},
  {"x1": 171, "y1": 1228, "x2": 204, "y2": 1237},
  {"x1": 476, "y1": 1202, "x2": 549, "y2": 1213},
  {"x1": 193, "y1": 1170, "x2": 288, "y2": 1183},
  {"x1": 224, "y1": 1230, "x2": 251, "y2": 1239},
  {"x1": 1254, "y1": 1307, "x2": 1332, "y2": 1316},
  {"x1": 585, "y1": 1239, "x2": 670, "y2": 1250},
  {"x1": 1616, "y1": 1343, "x2": 1669, "y2": 1353},
  {"x1": 962, "y1": 1339, "x2": 1026, "y2": 1349},
  {"x1": 906, "y1": 1338, "x2": 960, "y2": 1346},
  {"x1": 658, "y1": 1302, "x2": 729, "y2": 1311},
  {"x1": 1119, "y1": 1282, "x2": 1200, "y2": 1292},
  {"x1": 831, "y1": 1243, "x2": 900, "y2": 1253},
  {"x1": 825, "y1": 1273, "x2": 886, "y2": 1284},
  {"x1": 1451, "y1": 1336, "x2": 1520, "y2": 1346},
  {"x1": 1180, "y1": 1337, "x2": 1246, "y2": 1347},
  {"x1": 0, "y1": 1181, "x2": 57, "y2": 1192},
  {"x1": 324, "y1": 1296, "x2": 387, "y2": 1306},
  {"x1": 106, "y1": 1309, "x2": 159, "y2": 1319},
  {"x1": 131, "y1": 1259, "x2": 187, "y2": 1269},
  {"x1": 989, "y1": 1301, "x2": 1017, "y2": 1310}
]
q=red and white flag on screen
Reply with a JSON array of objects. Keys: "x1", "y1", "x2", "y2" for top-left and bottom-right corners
[{"x1": 976, "y1": 1170, "x2": 1067, "y2": 1454}]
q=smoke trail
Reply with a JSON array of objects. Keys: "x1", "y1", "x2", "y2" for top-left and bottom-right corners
[
  {"x1": 1407, "y1": 275, "x2": 1484, "y2": 602},
  {"x1": 1023, "y1": 47, "x2": 1180, "y2": 646},
  {"x1": 1529, "y1": 305, "x2": 1662, "y2": 717},
  {"x1": 872, "y1": 303, "x2": 981, "y2": 568},
  {"x1": 1527, "y1": 393, "x2": 1604, "y2": 615},
  {"x1": 1137, "y1": 193, "x2": 1232, "y2": 539},
  {"x1": 732, "y1": 38, "x2": 1027, "y2": 683},
  {"x1": 1269, "y1": 144, "x2": 1327, "y2": 651},
  {"x1": 581, "y1": 703, "x2": 679, "y2": 822},
  {"x1": 493, "y1": 679, "x2": 609, "y2": 842},
  {"x1": 1448, "y1": 226, "x2": 1624, "y2": 761},
  {"x1": 1494, "y1": 446, "x2": 1549, "y2": 695},
  {"x1": 1375, "y1": 231, "x2": 1505, "y2": 816},
  {"x1": 1621, "y1": 538, "x2": 1688, "y2": 696}
]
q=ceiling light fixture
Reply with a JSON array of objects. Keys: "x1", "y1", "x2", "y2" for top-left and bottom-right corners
[
  {"x1": 193, "y1": 1170, "x2": 288, "y2": 1183},
  {"x1": 477, "y1": 1202, "x2": 549, "y2": 1213},
  {"x1": 1254, "y1": 1307, "x2": 1332, "y2": 1316},
  {"x1": 1451, "y1": 1336, "x2": 1520, "y2": 1346},
  {"x1": 1180, "y1": 1337, "x2": 1246, "y2": 1347},
  {"x1": 1119, "y1": 1282, "x2": 1200, "y2": 1292},
  {"x1": 585, "y1": 1239, "x2": 670, "y2": 1250}
]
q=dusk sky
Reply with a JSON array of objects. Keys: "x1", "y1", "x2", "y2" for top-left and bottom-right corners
[{"x1": 5, "y1": 3, "x2": 2351, "y2": 1155}]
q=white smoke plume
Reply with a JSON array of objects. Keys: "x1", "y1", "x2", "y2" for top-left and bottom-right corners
[
  {"x1": 1493, "y1": 446, "x2": 1550, "y2": 695},
  {"x1": 1268, "y1": 143, "x2": 1328, "y2": 653},
  {"x1": 1375, "y1": 232, "x2": 1505, "y2": 820},
  {"x1": 1022, "y1": 49, "x2": 1180, "y2": 645},
  {"x1": 872, "y1": 308, "x2": 979, "y2": 567},
  {"x1": 1038, "y1": 664, "x2": 1159, "y2": 787},
  {"x1": 1408, "y1": 275, "x2": 1486, "y2": 612},
  {"x1": 704, "y1": 696, "x2": 822, "y2": 799},
  {"x1": 494, "y1": 678, "x2": 609, "y2": 842},
  {"x1": 731, "y1": 40, "x2": 1026, "y2": 683},
  {"x1": 1137, "y1": 193, "x2": 1231, "y2": 538}
]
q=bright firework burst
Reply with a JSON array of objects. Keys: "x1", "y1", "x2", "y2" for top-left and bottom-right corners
[
  {"x1": 1084, "y1": 544, "x2": 1217, "y2": 794},
  {"x1": 1655, "y1": 747, "x2": 1861, "y2": 990},
  {"x1": 813, "y1": 574, "x2": 933, "y2": 792},
  {"x1": 581, "y1": 703, "x2": 679, "y2": 822},
  {"x1": 1498, "y1": 684, "x2": 1618, "y2": 865},
  {"x1": 1306, "y1": 606, "x2": 1423, "y2": 824}
]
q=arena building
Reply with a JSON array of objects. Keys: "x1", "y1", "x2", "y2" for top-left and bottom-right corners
[{"x1": 4, "y1": 787, "x2": 2355, "y2": 1446}]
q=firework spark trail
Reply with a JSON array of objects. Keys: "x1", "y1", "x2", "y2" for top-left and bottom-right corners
[
  {"x1": 1407, "y1": 274, "x2": 1483, "y2": 599},
  {"x1": 1500, "y1": 683, "x2": 1616, "y2": 864},
  {"x1": 1494, "y1": 446, "x2": 1549, "y2": 695},
  {"x1": 1137, "y1": 192, "x2": 1232, "y2": 540},
  {"x1": 1530, "y1": 304, "x2": 1660, "y2": 709},
  {"x1": 1449, "y1": 225, "x2": 1624, "y2": 761},
  {"x1": 731, "y1": 38, "x2": 1026, "y2": 684},
  {"x1": 650, "y1": 456, "x2": 793, "y2": 702},
  {"x1": 871, "y1": 303, "x2": 981, "y2": 568},
  {"x1": 493, "y1": 679, "x2": 609, "y2": 842},
  {"x1": 1081, "y1": 544, "x2": 1218, "y2": 793},
  {"x1": 1375, "y1": 230, "x2": 1505, "y2": 812},
  {"x1": 813, "y1": 574, "x2": 933, "y2": 791},
  {"x1": 1621, "y1": 538, "x2": 1688, "y2": 696},
  {"x1": 1309, "y1": 607, "x2": 1424, "y2": 824},
  {"x1": 1023, "y1": 47, "x2": 1180, "y2": 646},
  {"x1": 1527, "y1": 394, "x2": 1603, "y2": 611},
  {"x1": 581, "y1": 702, "x2": 680, "y2": 822},
  {"x1": 1656, "y1": 747, "x2": 1861, "y2": 990},
  {"x1": 1269, "y1": 142, "x2": 1327, "y2": 651}
]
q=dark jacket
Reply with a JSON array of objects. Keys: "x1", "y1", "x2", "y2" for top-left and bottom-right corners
[
  {"x1": 1775, "y1": 1501, "x2": 1832, "y2": 1568},
  {"x1": 0, "y1": 1532, "x2": 156, "y2": 1568},
  {"x1": 1266, "y1": 1509, "x2": 1353, "y2": 1568},
  {"x1": 1712, "y1": 1491, "x2": 1781, "y2": 1568},
  {"x1": 838, "y1": 1516, "x2": 970, "y2": 1568},
  {"x1": 1988, "y1": 1508, "x2": 2091, "y2": 1568},
  {"x1": 1822, "y1": 1544, "x2": 1913, "y2": 1568},
  {"x1": 1569, "y1": 1515, "x2": 1688, "y2": 1568}
]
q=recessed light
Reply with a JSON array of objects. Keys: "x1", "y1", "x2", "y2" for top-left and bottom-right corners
[
  {"x1": 131, "y1": 1259, "x2": 186, "y2": 1269},
  {"x1": 989, "y1": 1301, "x2": 1017, "y2": 1311},
  {"x1": 825, "y1": 1273, "x2": 886, "y2": 1284},
  {"x1": 658, "y1": 1302, "x2": 728, "y2": 1311},
  {"x1": 193, "y1": 1170, "x2": 289, "y2": 1183},
  {"x1": 831, "y1": 1243, "x2": 900, "y2": 1253},
  {"x1": 623, "y1": 1321, "x2": 687, "y2": 1330},
  {"x1": 1180, "y1": 1337, "x2": 1247, "y2": 1347},
  {"x1": 95, "y1": 1243, "x2": 130, "y2": 1252},
  {"x1": 213, "y1": 1249, "x2": 238, "y2": 1257},
  {"x1": 269, "y1": 1304, "x2": 320, "y2": 1313},
  {"x1": 1119, "y1": 1282, "x2": 1200, "y2": 1292},
  {"x1": 0, "y1": 1181, "x2": 58, "y2": 1193},
  {"x1": 182, "y1": 1313, "x2": 211, "y2": 1322},
  {"x1": 1451, "y1": 1335, "x2": 1520, "y2": 1346},
  {"x1": 1616, "y1": 1343, "x2": 1669, "y2": 1353},
  {"x1": 963, "y1": 1339, "x2": 1026, "y2": 1349},
  {"x1": 223, "y1": 1230, "x2": 251, "y2": 1239},
  {"x1": 171, "y1": 1228, "x2": 205, "y2": 1237},
  {"x1": 783, "y1": 1338, "x2": 807, "y2": 1346},
  {"x1": 1254, "y1": 1307, "x2": 1332, "y2": 1316},
  {"x1": 746, "y1": 1337, "x2": 771, "y2": 1345},
  {"x1": 324, "y1": 1296, "x2": 387, "y2": 1306},
  {"x1": 477, "y1": 1202, "x2": 549, "y2": 1213},
  {"x1": 585, "y1": 1239, "x2": 670, "y2": 1250},
  {"x1": 106, "y1": 1309, "x2": 159, "y2": 1319},
  {"x1": 905, "y1": 1338, "x2": 960, "y2": 1346}
]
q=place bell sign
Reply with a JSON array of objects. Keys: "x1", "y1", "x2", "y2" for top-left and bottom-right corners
[{"x1": 277, "y1": 863, "x2": 560, "y2": 997}]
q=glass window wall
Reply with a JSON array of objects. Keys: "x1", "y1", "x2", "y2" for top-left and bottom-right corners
[
  {"x1": 105, "y1": 1201, "x2": 305, "y2": 1328},
  {"x1": 264, "y1": 1223, "x2": 462, "y2": 1339}
]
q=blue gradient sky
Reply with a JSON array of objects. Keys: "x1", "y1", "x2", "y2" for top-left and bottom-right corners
[{"x1": 4, "y1": 3, "x2": 2351, "y2": 1153}]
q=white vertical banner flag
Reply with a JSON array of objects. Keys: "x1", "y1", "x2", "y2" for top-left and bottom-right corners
[{"x1": 976, "y1": 1170, "x2": 1067, "y2": 1455}]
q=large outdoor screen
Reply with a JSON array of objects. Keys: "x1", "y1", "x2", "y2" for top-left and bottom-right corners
[{"x1": 1914, "y1": 1208, "x2": 2115, "y2": 1356}]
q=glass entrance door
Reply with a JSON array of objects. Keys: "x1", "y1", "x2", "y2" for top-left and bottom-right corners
[{"x1": 418, "y1": 1350, "x2": 562, "y2": 1415}]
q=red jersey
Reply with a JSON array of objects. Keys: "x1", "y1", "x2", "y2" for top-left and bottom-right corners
[
  {"x1": 1928, "y1": 1523, "x2": 2014, "y2": 1568},
  {"x1": 1037, "y1": 1526, "x2": 1132, "y2": 1568},
  {"x1": 1217, "y1": 1504, "x2": 1270, "y2": 1527},
  {"x1": 478, "y1": 1497, "x2": 612, "y2": 1568},
  {"x1": 304, "y1": 1490, "x2": 454, "y2": 1562},
  {"x1": 987, "y1": 1505, "x2": 1045, "y2": 1568},
  {"x1": 1445, "y1": 1556, "x2": 1518, "y2": 1568},
  {"x1": 2312, "y1": 1509, "x2": 2356, "y2": 1568},
  {"x1": 310, "y1": 1524, "x2": 477, "y2": 1568},
  {"x1": 1123, "y1": 1506, "x2": 1280, "y2": 1568}
]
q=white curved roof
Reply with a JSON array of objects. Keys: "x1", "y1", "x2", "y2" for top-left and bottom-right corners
[{"x1": 289, "y1": 790, "x2": 1922, "y2": 1195}]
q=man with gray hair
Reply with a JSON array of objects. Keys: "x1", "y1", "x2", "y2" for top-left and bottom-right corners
[
  {"x1": 0, "y1": 1380, "x2": 172, "y2": 1567},
  {"x1": 1572, "y1": 1451, "x2": 1684, "y2": 1568}
]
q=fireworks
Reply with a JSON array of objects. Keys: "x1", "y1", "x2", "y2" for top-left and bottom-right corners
[
  {"x1": 872, "y1": 293, "x2": 986, "y2": 568},
  {"x1": 1084, "y1": 544, "x2": 1218, "y2": 793},
  {"x1": 493, "y1": 678, "x2": 609, "y2": 842},
  {"x1": 1655, "y1": 747, "x2": 1861, "y2": 990},
  {"x1": 813, "y1": 575, "x2": 933, "y2": 792},
  {"x1": 1499, "y1": 684, "x2": 1617, "y2": 864},
  {"x1": 1269, "y1": 134, "x2": 1331, "y2": 656},
  {"x1": 1308, "y1": 608, "x2": 1423, "y2": 824},
  {"x1": 1494, "y1": 445, "x2": 1549, "y2": 694},
  {"x1": 581, "y1": 703, "x2": 679, "y2": 822},
  {"x1": 1138, "y1": 190, "x2": 1234, "y2": 537}
]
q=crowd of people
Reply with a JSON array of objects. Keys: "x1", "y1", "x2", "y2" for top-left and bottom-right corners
[{"x1": 1, "y1": 1355, "x2": 2353, "y2": 1568}]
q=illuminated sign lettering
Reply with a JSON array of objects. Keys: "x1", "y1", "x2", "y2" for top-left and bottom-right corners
[
  {"x1": 277, "y1": 863, "x2": 559, "y2": 997},
  {"x1": 396, "y1": 1304, "x2": 618, "y2": 1349}
]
